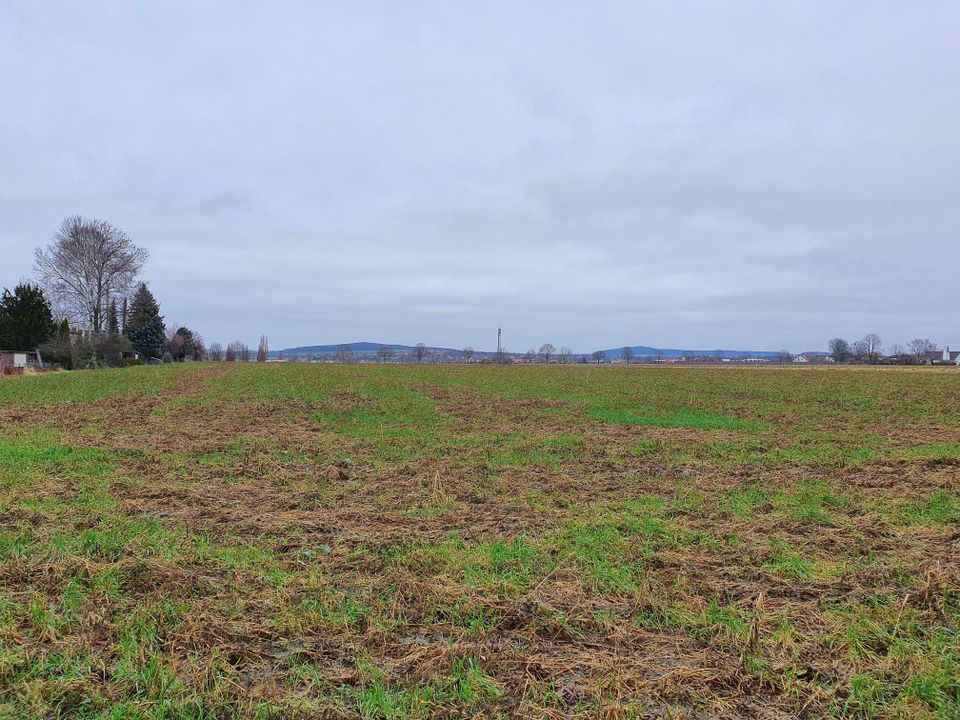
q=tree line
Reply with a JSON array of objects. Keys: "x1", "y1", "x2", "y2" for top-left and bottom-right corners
[
  {"x1": 0, "y1": 215, "x2": 268, "y2": 369},
  {"x1": 828, "y1": 334, "x2": 947, "y2": 365}
]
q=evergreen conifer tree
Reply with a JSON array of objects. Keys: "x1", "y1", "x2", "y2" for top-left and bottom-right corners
[
  {"x1": 107, "y1": 299, "x2": 120, "y2": 335},
  {"x1": 0, "y1": 283, "x2": 55, "y2": 350},
  {"x1": 124, "y1": 283, "x2": 166, "y2": 360}
]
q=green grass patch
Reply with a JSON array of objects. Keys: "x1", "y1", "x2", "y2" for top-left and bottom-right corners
[{"x1": 591, "y1": 406, "x2": 766, "y2": 430}]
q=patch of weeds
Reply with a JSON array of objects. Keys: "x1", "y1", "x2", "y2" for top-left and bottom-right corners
[
  {"x1": 348, "y1": 655, "x2": 500, "y2": 718},
  {"x1": 723, "y1": 485, "x2": 768, "y2": 520},
  {"x1": 762, "y1": 539, "x2": 813, "y2": 581},
  {"x1": 297, "y1": 590, "x2": 372, "y2": 631},
  {"x1": 774, "y1": 480, "x2": 845, "y2": 526},
  {"x1": 591, "y1": 406, "x2": 766, "y2": 430},
  {"x1": 152, "y1": 393, "x2": 215, "y2": 418},
  {"x1": 775, "y1": 441, "x2": 877, "y2": 467},
  {"x1": 445, "y1": 656, "x2": 501, "y2": 705},
  {"x1": 692, "y1": 597, "x2": 750, "y2": 642},
  {"x1": 563, "y1": 521, "x2": 646, "y2": 594},
  {"x1": 0, "y1": 434, "x2": 115, "y2": 489},
  {"x1": 904, "y1": 491, "x2": 959, "y2": 525},
  {"x1": 892, "y1": 442, "x2": 960, "y2": 461},
  {"x1": 462, "y1": 538, "x2": 541, "y2": 589}
]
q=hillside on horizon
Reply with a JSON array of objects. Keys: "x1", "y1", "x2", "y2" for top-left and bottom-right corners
[{"x1": 273, "y1": 341, "x2": 823, "y2": 360}]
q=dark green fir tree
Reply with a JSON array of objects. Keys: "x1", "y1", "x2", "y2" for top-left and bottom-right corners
[{"x1": 124, "y1": 283, "x2": 166, "y2": 360}]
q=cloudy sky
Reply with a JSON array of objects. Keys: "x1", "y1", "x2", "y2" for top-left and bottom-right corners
[{"x1": 2, "y1": 2, "x2": 958, "y2": 353}]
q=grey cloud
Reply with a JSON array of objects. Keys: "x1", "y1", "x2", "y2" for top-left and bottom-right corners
[{"x1": 1, "y1": 2, "x2": 958, "y2": 352}]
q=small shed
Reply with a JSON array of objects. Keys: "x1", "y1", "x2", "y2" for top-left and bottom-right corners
[{"x1": 0, "y1": 350, "x2": 42, "y2": 371}]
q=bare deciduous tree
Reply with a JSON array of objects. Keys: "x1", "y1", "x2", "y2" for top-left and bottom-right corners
[
  {"x1": 413, "y1": 343, "x2": 429, "y2": 363},
  {"x1": 862, "y1": 333, "x2": 883, "y2": 364},
  {"x1": 34, "y1": 216, "x2": 148, "y2": 332},
  {"x1": 335, "y1": 344, "x2": 355, "y2": 364},
  {"x1": 461, "y1": 346, "x2": 475, "y2": 363},
  {"x1": 377, "y1": 345, "x2": 395, "y2": 363},
  {"x1": 908, "y1": 338, "x2": 938, "y2": 364},
  {"x1": 209, "y1": 342, "x2": 224, "y2": 361},
  {"x1": 225, "y1": 341, "x2": 249, "y2": 362},
  {"x1": 828, "y1": 338, "x2": 851, "y2": 364},
  {"x1": 257, "y1": 335, "x2": 269, "y2": 362},
  {"x1": 622, "y1": 346, "x2": 634, "y2": 365},
  {"x1": 777, "y1": 349, "x2": 792, "y2": 365},
  {"x1": 591, "y1": 350, "x2": 606, "y2": 364},
  {"x1": 538, "y1": 343, "x2": 555, "y2": 364},
  {"x1": 852, "y1": 340, "x2": 869, "y2": 363},
  {"x1": 166, "y1": 333, "x2": 185, "y2": 361},
  {"x1": 559, "y1": 346, "x2": 572, "y2": 364}
]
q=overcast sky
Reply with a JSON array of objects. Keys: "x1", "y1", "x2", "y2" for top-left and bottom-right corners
[{"x1": 2, "y1": 2, "x2": 958, "y2": 352}]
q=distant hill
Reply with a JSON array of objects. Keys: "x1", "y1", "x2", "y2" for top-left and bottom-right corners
[
  {"x1": 272, "y1": 341, "x2": 474, "y2": 358},
  {"x1": 274, "y1": 341, "x2": 824, "y2": 360},
  {"x1": 601, "y1": 346, "x2": 786, "y2": 359}
]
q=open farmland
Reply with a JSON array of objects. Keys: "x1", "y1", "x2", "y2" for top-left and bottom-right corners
[{"x1": 0, "y1": 364, "x2": 958, "y2": 719}]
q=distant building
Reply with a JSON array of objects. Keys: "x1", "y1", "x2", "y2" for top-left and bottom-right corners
[
  {"x1": 0, "y1": 350, "x2": 42, "y2": 371},
  {"x1": 920, "y1": 347, "x2": 960, "y2": 365}
]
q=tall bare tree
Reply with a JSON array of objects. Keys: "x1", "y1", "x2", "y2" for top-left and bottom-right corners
[
  {"x1": 377, "y1": 345, "x2": 395, "y2": 363},
  {"x1": 887, "y1": 343, "x2": 906, "y2": 363},
  {"x1": 461, "y1": 346, "x2": 475, "y2": 363},
  {"x1": 538, "y1": 343, "x2": 555, "y2": 364},
  {"x1": 257, "y1": 335, "x2": 269, "y2": 362},
  {"x1": 852, "y1": 340, "x2": 869, "y2": 363},
  {"x1": 413, "y1": 343, "x2": 429, "y2": 363},
  {"x1": 167, "y1": 333, "x2": 185, "y2": 361},
  {"x1": 592, "y1": 350, "x2": 606, "y2": 364},
  {"x1": 828, "y1": 338, "x2": 851, "y2": 363},
  {"x1": 908, "y1": 338, "x2": 937, "y2": 364},
  {"x1": 34, "y1": 216, "x2": 148, "y2": 332},
  {"x1": 225, "y1": 341, "x2": 249, "y2": 362},
  {"x1": 559, "y1": 346, "x2": 572, "y2": 364},
  {"x1": 862, "y1": 333, "x2": 883, "y2": 364},
  {"x1": 335, "y1": 344, "x2": 355, "y2": 364},
  {"x1": 209, "y1": 342, "x2": 224, "y2": 361}
]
